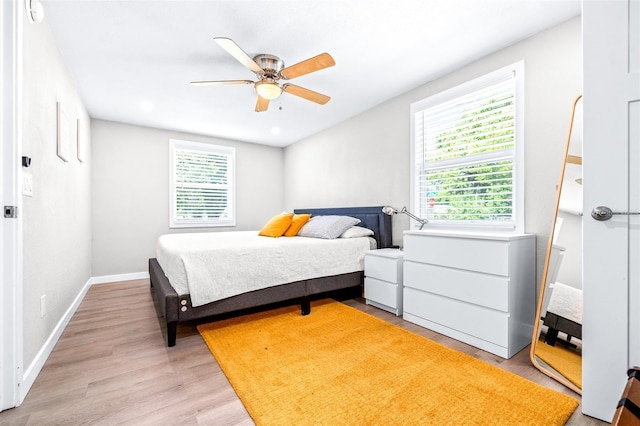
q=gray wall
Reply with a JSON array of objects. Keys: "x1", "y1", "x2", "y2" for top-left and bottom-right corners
[
  {"x1": 91, "y1": 120, "x2": 284, "y2": 276},
  {"x1": 283, "y1": 17, "x2": 582, "y2": 284},
  {"x1": 22, "y1": 19, "x2": 92, "y2": 367}
]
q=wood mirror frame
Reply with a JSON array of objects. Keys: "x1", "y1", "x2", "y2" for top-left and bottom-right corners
[{"x1": 530, "y1": 94, "x2": 583, "y2": 395}]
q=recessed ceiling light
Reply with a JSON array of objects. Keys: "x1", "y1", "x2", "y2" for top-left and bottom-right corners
[
  {"x1": 271, "y1": 127, "x2": 280, "y2": 135},
  {"x1": 139, "y1": 100, "x2": 154, "y2": 112}
]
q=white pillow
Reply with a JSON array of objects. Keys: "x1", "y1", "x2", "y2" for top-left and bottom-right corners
[
  {"x1": 339, "y1": 226, "x2": 374, "y2": 238},
  {"x1": 297, "y1": 215, "x2": 361, "y2": 239}
]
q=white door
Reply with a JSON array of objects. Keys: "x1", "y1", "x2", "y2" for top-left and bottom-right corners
[
  {"x1": 0, "y1": 0, "x2": 23, "y2": 412},
  {"x1": 582, "y1": 0, "x2": 640, "y2": 421}
]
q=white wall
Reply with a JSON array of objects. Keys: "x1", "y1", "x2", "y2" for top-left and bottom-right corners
[
  {"x1": 556, "y1": 211, "x2": 582, "y2": 288},
  {"x1": 284, "y1": 17, "x2": 582, "y2": 283},
  {"x1": 91, "y1": 120, "x2": 284, "y2": 276},
  {"x1": 22, "y1": 19, "x2": 92, "y2": 369}
]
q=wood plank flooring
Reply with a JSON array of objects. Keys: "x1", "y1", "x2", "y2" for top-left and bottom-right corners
[{"x1": 0, "y1": 279, "x2": 605, "y2": 425}]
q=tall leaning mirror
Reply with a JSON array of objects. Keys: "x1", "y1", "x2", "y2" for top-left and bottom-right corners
[{"x1": 531, "y1": 95, "x2": 583, "y2": 395}]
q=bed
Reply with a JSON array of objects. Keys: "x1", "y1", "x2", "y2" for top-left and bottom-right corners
[
  {"x1": 543, "y1": 282, "x2": 583, "y2": 346},
  {"x1": 538, "y1": 244, "x2": 583, "y2": 347},
  {"x1": 149, "y1": 206, "x2": 393, "y2": 346}
]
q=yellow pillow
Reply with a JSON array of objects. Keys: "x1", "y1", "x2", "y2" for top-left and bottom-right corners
[
  {"x1": 259, "y1": 213, "x2": 294, "y2": 237},
  {"x1": 284, "y1": 213, "x2": 312, "y2": 237}
]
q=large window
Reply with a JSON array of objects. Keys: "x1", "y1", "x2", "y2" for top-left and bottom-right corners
[
  {"x1": 169, "y1": 139, "x2": 235, "y2": 228},
  {"x1": 410, "y1": 61, "x2": 524, "y2": 232}
]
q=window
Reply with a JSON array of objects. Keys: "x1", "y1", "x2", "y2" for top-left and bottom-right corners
[
  {"x1": 169, "y1": 139, "x2": 235, "y2": 228},
  {"x1": 410, "y1": 61, "x2": 524, "y2": 232}
]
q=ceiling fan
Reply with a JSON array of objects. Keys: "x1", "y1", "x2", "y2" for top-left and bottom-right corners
[{"x1": 191, "y1": 37, "x2": 335, "y2": 112}]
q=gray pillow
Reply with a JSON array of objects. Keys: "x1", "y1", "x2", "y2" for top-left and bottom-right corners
[{"x1": 297, "y1": 215, "x2": 361, "y2": 239}]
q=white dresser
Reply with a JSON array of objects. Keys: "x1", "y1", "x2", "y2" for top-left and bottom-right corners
[
  {"x1": 364, "y1": 248, "x2": 403, "y2": 315},
  {"x1": 402, "y1": 231, "x2": 536, "y2": 359}
]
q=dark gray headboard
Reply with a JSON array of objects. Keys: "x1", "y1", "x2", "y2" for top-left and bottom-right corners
[{"x1": 293, "y1": 206, "x2": 392, "y2": 249}]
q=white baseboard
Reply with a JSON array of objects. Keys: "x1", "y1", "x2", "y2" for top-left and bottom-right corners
[
  {"x1": 20, "y1": 278, "x2": 92, "y2": 402},
  {"x1": 19, "y1": 271, "x2": 150, "y2": 402},
  {"x1": 90, "y1": 271, "x2": 149, "y2": 285}
]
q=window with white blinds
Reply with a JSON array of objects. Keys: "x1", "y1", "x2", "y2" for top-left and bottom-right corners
[
  {"x1": 410, "y1": 61, "x2": 524, "y2": 232},
  {"x1": 169, "y1": 139, "x2": 235, "y2": 228}
]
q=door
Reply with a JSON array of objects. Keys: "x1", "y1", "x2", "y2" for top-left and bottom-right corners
[
  {"x1": 582, "y1": 0, "x2": 640, "y2": 421},
  {"x1": 0, "y1": 0, "x2": 23, "y2": 411}
]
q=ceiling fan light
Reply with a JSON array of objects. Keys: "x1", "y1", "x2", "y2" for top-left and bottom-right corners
[{"x1": 255, "y1": 80, "x2": 282, "y2": 100}]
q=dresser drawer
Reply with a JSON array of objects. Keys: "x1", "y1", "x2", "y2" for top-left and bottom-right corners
[
  {"x1": 403, "y1": 234, "x2": 509, "y2": 276},
  {"x1": 365, "y1": 277, "x2": 400, "y2": 308},
  {"x1": 403, "y1": 287, "x2": 509, "y2": 347},
  {"x1": 365, "y1": 254, "x2": 402, "y2": 283},
  {"x1": 403, "y1": 261, "x2": 509, "y2": 312}
]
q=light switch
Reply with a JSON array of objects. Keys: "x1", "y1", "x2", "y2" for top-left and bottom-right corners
[{"x1": 22, "y1": 172, "x2": 33, "y2": 196}]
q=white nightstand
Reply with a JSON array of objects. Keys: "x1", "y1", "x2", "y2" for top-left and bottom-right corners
[{"x1": 364, "y1": 248, "x2": 404, "y2": 315}]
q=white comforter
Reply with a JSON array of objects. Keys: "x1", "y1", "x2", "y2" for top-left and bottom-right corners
[
  {"x1": 547, "y1": 282, "x2": 583, "y2": 325},
  {"x1": 155, "y1": 231, "x2": 375, "y2": 307}
]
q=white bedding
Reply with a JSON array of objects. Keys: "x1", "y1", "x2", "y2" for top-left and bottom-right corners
[
  {"x1": 547, "y1": 282, "x2": 583, "y2": 325},
  {"x1": 155, "y1": 231, "x2": 376, "y2": 307}
]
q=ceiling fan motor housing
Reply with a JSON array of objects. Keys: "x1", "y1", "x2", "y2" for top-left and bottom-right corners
[{"x1": 253, "y1": 54, "x2": 285, "y2": 78}]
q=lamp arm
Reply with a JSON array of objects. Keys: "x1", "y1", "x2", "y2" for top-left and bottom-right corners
[{"x1": 400, "y1": 207, "x2": 428, "y2": 230}]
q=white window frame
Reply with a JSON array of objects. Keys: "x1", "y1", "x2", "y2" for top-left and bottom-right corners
[
  {"x1": 410, "y1": 61, "x2": 525, "y2": 233},
  {"x1": 169, "y1": 139, "x2": 236, "y2": 228}
]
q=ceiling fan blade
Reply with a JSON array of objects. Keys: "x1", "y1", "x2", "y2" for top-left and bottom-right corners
[
  {"x1": 214, "y1": 37, "x2": 263, "y2": 74},
  {"x1": 255, "y1": 96, "x2": 270, "y2": 112},
  {"x1": 282, "y1": 84, "x2": 331, "y2": 105},
  {"x1": 279, "y1": 53, "x2": 335, "y2": 80},
  {"x1": 190, "y1": 80, "x2": 254, "y2": 86}
]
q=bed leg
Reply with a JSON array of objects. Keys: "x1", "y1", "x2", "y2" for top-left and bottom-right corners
[
  {"x1": 544, "y1": 328, "x2": 559, "y2": 346},
  {"x1": 167, "y1": 321, "x2": 177, "y2": 347},
  {"x1": 301, "y1": 296, "x2": 311, "y2": 316}
]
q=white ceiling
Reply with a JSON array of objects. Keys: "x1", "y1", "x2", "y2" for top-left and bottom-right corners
[{"x1": 40, "y1": 0, "x2": 581, "y2": 147}]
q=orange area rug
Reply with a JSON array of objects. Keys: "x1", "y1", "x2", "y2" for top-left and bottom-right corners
[
  {"x1": 198, "y1": 299, "x2": 578, "y2": 425},
  {"x1": 535, "y1": 337, "x2": 582, "y2": 389}
]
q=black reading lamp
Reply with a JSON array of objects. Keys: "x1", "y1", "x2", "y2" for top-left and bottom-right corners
[{"x1": 382, "y1": 206, "x2": 427, "y2": 230}]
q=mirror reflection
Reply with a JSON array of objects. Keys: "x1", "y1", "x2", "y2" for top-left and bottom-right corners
[{"x1": 531, "y1": 95, "x2": 583, "y2": 394}]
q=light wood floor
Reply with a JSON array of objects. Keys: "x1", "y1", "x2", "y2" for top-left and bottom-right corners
[{"x1": 0, "y1": 279, "x2": 605, "y2": 425}]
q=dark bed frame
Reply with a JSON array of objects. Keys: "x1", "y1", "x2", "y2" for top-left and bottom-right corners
[{"x1": 149, "y1": 206, "x2": 393, "y2": 346}]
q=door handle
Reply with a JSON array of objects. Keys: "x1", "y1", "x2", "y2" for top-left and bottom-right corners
[{"x1": 591, "y1": 206, "x2": 640, "y2": 221}]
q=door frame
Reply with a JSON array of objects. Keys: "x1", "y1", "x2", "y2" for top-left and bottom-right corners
[{"x1": 0, "y1": 0, "x2": 24, "y2": 411}]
